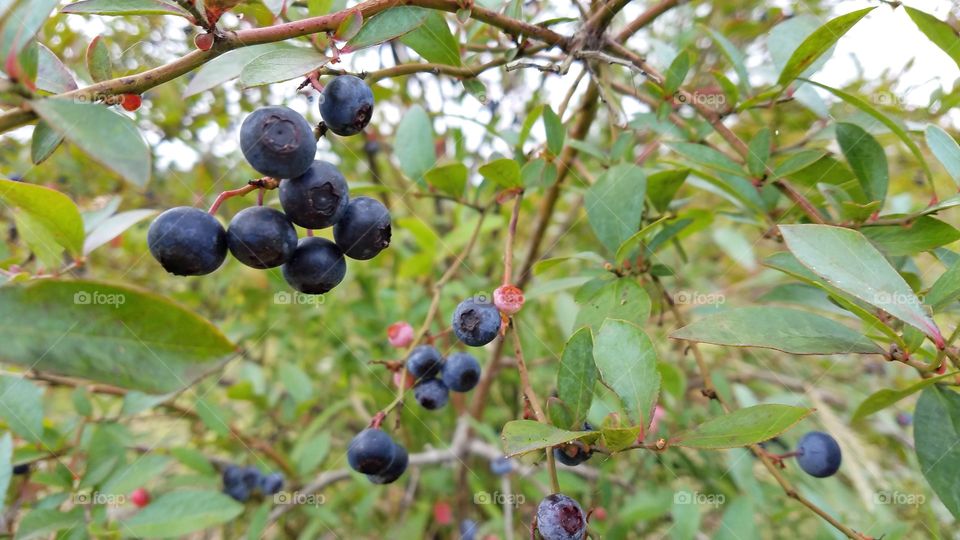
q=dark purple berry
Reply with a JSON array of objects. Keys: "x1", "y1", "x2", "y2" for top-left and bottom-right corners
[
  {"x1": 226, "y1": 206, "x2": 297, "y2": 269},
  {"x1": 333, "y1": 197, "x2": 391, "y2": 260},
  {"x1": 553, "y1": 444, "x2": 592, "y2": 467},
  {"x1": 406, "y1": 345, "x2": 443, "y2": 381},
  {"x1": 796, "y1": 431, "x2": 842, "y2": 478},
  {"x1": 452, "y1": 298, "x2": 501, "y2": 347},
  {"x1": 240, "y1": 106, "x2": 316, "y2": 179},
  {"x1": 442, "y1": 352, "x2": 481, "y2": 392},
  {"x1": 281, "y1": 237, "x2": 346, "y2": 294},
  {"x1": 536, "y1": 493, "x2": 586, "y2": 540},
  {"x1": 348, "y1": 428, "x2": 397, "y2": 475},
  {"x1": 258, "y1": 472, "x2": 284, "y2": 495},
  {"x1": 368, "y1": 442, "x2": 408, "y2": 485},
  {"x1": 414, "y1": 378, "x2": 449, "y2": 410},
  {"x1": 148, "y1": 207, "x2": 227, "y2": 276},
  {"x1": 279, "y1": 160, "x2": 349, "y2": 229},
  {"x1": 490, "y1": 456, "x2": 513, "y2": 476},
  {"x1": 319, "y1": 75, "x2": 374, "y2": 136}
]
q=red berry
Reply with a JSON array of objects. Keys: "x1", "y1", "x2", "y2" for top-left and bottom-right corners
[
  {"x1": 121, "y1": 94, "x2": 142, "y2": 112},
  {"x1": 392, "y1": 370, "x2": 414, "y2": 390},
  {"x1": 130, "y1": 488, "x2": 150, "y2": 508},
  {"x1": 194, "y1": 32, "x2": 215, "y2": 51},
  {"x1": 493, "y1": 285, "x2": 525, "y2": 316},
  {"x1": 592, "y1": 507, "x2": 607, "y2": 521},
  {"x1": 387, "y1": 321, "x2": 414, "y2": 348},
  {"x1": 433, "y1": 501, "x2": 452, "y2": 525}
]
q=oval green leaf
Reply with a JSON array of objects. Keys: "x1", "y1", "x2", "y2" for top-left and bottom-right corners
[
  {"x1": 345, "y1": 6, "x2": 429, "y2": 51},
  {"x1": 240, "y1": 47, "x2": 329, "y2": 88},
  {"x1": 0, "y1": 178, "x2": 84, "y2": 256},
  {"x1": 119, "y1": 490, "x2": 244, "y2": 537},
  {"x1": 776, "y1": 8, "x2": 874, "y2": 86},
  {"x1": 61, "y1": 0, "x2": 190, "y2": 17},
  {"x1": 594, "y1": 319, "x2": 659, "y2": 427},
  {"x1": 673, "y1": 404, "x2": 813, "y2": 449},
  {"x1": 915, "y1": 385, "x2": 960, "y2": 519},
  {"x1": 501, "y1": 420, "x2": 589, "y2": 457}
]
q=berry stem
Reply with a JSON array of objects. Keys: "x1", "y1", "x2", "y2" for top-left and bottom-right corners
[
  {"x1": 503, "y1": 191, "x2": 523, "y2": 286},
  {"x1": 208, "y1": 177, "x2": 279, "y2": 215}
]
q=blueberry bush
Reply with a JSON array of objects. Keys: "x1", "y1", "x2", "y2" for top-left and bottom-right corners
[{"x1": 0, "y1": 0, "x2": 959, "y2": 538}]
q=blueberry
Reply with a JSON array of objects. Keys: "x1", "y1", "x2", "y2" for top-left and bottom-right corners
[
  {"x1": 442, "y1": 352, "x2": 481, "y2": 392},
  {"x1": 553, "y1": 444, "x2": 592, "y2": 467},
  {"x1": 281, "y1": 237, "x2": 346, "y2": 294},
  {"x1": 796, "y1": 431, "x2": 842, "y2": 478},
  {"x1": 452, "y1": 299, "x2": 501, "y2": 347},
  {"x1": 896, "y1": 412, "x2": 912, "y2": 427},
  {"x1": 333, "y1": 197, "x2": 391, "y2": 260},
  {"x1": 148, "y1": 206, "x2": 227, "y2": 276},
  {"x1": 12, "y1": 463, "x2": 29, "y2": 475},
  {"x1": 460, "y1": 519, "x2": 479, "y2": 540},
  {"x1": 222, "y1": 464, "x2": 244, "y2": 487},
  {"x1": 279, "y1": 160, "x2": 349, "y2": 229},
  {"x1": 348, "y1": 428, "x2": 397, "y2": 475},
  {"x1": 414, "y1": 378, "x2": 449, "y2": 410},
  {"x1": 224, "y1": 482, "x2": 250, "y2": 502},
  {"x1": 536, "y1": 493, "x2": 587, "y2": 540},
  {"x1": 241, "y1": 466, "x2": 262, "y2": 490},
  {"x1": 258, "y1": 472, "x2": 284, "y2": 495},
  {"x1": 368, "y1": 442, "x2": 408, "y2": 485},
  {"x1": 226, "y1": 206, "x2": 297, "y2": 269},
  {"x1": 406, "y1": 345, "x2": 443, "y2": 381},
  {"x1": 489, "y1": 456, "x2": 514, "y2": 476},
  {"x1": 240, "y1": 106, "x2": 316, "y2": 179},
  {"x1": 319, "y1": 75, "x2": 374, "y2": 136}
]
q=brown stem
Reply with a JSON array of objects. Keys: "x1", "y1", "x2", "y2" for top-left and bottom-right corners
[
  {"x1": 503, "y1": 192, "x2": 523, "y2": 286},
  {"x1": 613, "y1": 0, "x2": 680, "y2": 42}
]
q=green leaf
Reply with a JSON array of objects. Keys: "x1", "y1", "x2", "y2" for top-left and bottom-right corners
[
  {"x1": 0, "y1": 280, "x2": 236, "y2": 394},
  {"x1": 927, "y1": 259, "x2": 960, "y2": 311},
  {"x1": 0, "y1": 178, "x2": 84, "y2": 256},
  {"x1": 423, "y1": 162, "x2": 467, "y2": 197},
  {"x1": 101, "y1": 454, "x2": 171, "y2": 494},
  {"x1": 0, "y1": 0, "x2": 59, "y2": 62},
  {"x1": 780, "y1": 224, "x2": 944, "y2": 346},
  {"x1": 501, "y1": 420, "x2": 586, "y2": 457},
  {"x1": 802, "y1": 79, "x2": 932, "y2": 184},
  {"x1": 671, "y1": 306, "x2": 884, "y2": 355},
  {"x1": 835, "y1": 122, "x2": 888, "y2": 203},
  {"x1": 747, "y1": 128, "x2": 771, "y2": 177},
  {"x1": 556, "y1": 328, "x2": 595, "y2": 430},
  {"x1": 701, "y1": 26, "x2": 750, "y2": 91},
  {"x1": 478, "y1": 158, "x2": 521, "y2": 189},
  {"x1": 0, "y1": 376, "x2": 43, "y2": 442},
  {"x1": 30, "y1": 121, "x2": 64, "y2": 165},
  {"x1": 240, "y1": 47, "x2": 329, "y2": 88},
  {"x1": 60, "y1": 0, "x2": 190, "y2": 17},
  {"x1": 346, "y1": 6, "x2": 428, "y2": 51},
  {"x1": 31, "y1": 99, "x2": 151, "y2": 187},
  {"x1": 853, "y1": 372, "x2": 958, "y2": 421},
  {"x1": 615, "y1": 215, "x2": 671, "y2": 265},
  {"x1": 925, "y1": 124, "x2": 960, "y2": 187},
  {"x1": 334, "y1": 9, "x2": 362, "y2": 41},
  {"x1": 601, "y1": 425, "x2": 642, "y2": 452},
  {"x1": 35, "y1": 44, "x2": 77, "y2": 94},
  {"x1": 668, "y1": 142, "x2": 744, "y2": 176},
  {"x1": 673, "y1": 404, "x2": 813, "y2": 449},
  {"x1": 905, "y1": 7, "x2": 960, "y2": 70},
  {"x1": 0, "y1": 433, "x2": 10, "y2": 514},
  {"x1": 777, "y1": 8, "x2": 874, "y2": 86},
  {"x1": 663, "y1": 49, "x2": 690, "y2": 95},
  {"x1": 915, "y1": 385, "x2": 960, "y2": 519},
  {"x1": 120, "y1": 490, "x2": 244, "y2": 537},
  {"x1": 593, "y1": 320, "x2": 659, "y2": 427},
  {"x1": 575, "y1": 278, "x2": 651, "y2": 330},
  {"x1": 585, "y1": 163, "x2": 646, "y2": 252},
  {"x1": 861, "y1": 216, "x2": 960, "y2": 256},
  {"x1": 647, "y1": 169, "x2": 689, "y2": 213},
  {"x1": 85, "y1": 35, "x2": 112, "y2": 83},
  {"x1": 399, "y1": 11, "x2": 461, "y2": 66},
  {"x1": 15, "y1": 507, "x2": 84, "y2": 540},
  {"x1": 542, "y1": 105, "x2": 564, "y2": 156},
  {"x1": 771, "y1": 150, "x2": 828, "y2": 179},
  {"x1": 394, "y1": 105, "x2": 435, "y2": 181},
  {"x1": 183, "y1": 44, "x2": 287, "y2": 98},
  {"x1": 83, "y1": 209, "x2": 157, "y2": 255}
]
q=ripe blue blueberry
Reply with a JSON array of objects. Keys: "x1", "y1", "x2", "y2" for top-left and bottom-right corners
[
  {"x1": 553, "y1": 444, "x2": 592, "y2": 467},
  {"x1": 414, "y1": 378, "x2": 449, "y2": 410},
  {"x1": 796, "y1": 431, "x2": 842, "y2": 478},
  {"x1": 442, "y1": 352, "x2": 481, "y2": 392},
  {"x1": 226, "y1": 206, "x2": 297, "y2": 269},
  {"x1": 240, "y1": 466, "x2": 262, "y2": 490},
  {"x1": 148, "y1": 206, "x2": 227, "y2": 276},
  {"x1": 222, "y1": 464, "x2": 243, "y2": 487},
  {"x1": 369, "y1": 442, "x2": 408, "y2": 485},
  {"x1": 279, "y1": 160, "x2": 349, "y2": 229},
  {"x1": 460, "y1": 519, "x2": 479, "y2": 540},
  {"x1": 348, "y1": 428, "x2": 397, "y2": 475},
  {"x1": 224, "y1": 482, "x2": 250, "y2": 502},
  {"x1": 490, "y1": 456, "x2": 514, "y2": 476},
  {"x1": 536, "y1": 493, "x2": 586, "y2": 540},
  {"x1": 319, "y1": 75, "x2": 374, "y2": 136},
  {"x1": 240, "y1": 106, "x2": 316, "y2": 179},
  {"x1": 258, "y1": 472, "x2": 284, "y2": 495},
  {"x1": 12, "y1": 463, "x2": 29, "y2": 475},
  {"x1": 452, "y1": 298, "x2": 501, "y2": 347},
  {"x1": 281, "y1": 237, "x2": 346, "y2": 294},
  {"x1": 333, "y1": 196, "x2": 391, "y2": 260},
  {"x1": 406, "y1": 345, "x2": 443, "y2": 381}
]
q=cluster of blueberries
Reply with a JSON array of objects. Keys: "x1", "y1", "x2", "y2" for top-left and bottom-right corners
[
  {"x1": 407, "y1": 345, "x2": 481, "y2": 410},
  {"x1": 147, "y1": 75, "x2": 390, "y2": 295},
  {"x1": 221, "y1": 464, "x2": 284, "y2": 502},
  {"x1": 346, "y1": 428, "x2": 408, "y2": 485}
]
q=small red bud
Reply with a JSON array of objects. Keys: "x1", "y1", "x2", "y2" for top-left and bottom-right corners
[
  {"x1": 121, "y1": 94, "x2": 142, "y2": 112},
  {"x1": 387, "y1": 321, "x2": 415, "y2": 348},
  {"x1": 592, "y1": 507, "x2": 607, "y2": 521},
  {"x1": 493, "y1": 285, "x2": 525, "y2": 316},
  {"x1": 433, "y1": 501, "x2": 452, "y2": 525},
  {"x1": 194, "y1": 32, "x2": 215, "y2": 51},
  {"x1": 130, "y1": 488, "x2": 150, "y2": 508}
]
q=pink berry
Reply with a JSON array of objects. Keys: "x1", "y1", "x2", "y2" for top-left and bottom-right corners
[
  {"x1": 493, "y1": 285, "x2": 525, "y2": 316},
  {"x1": 130, "y1": 488, "x2": 150, "y2": 508},
  {"x1": 387, "y1": 321, "x2": 414, "y2": 348},
  {"x1": 194, "y1": 32, "x2": 215, "y2": 51},
  {"x1": 433, "y1": 501, "x2": 452, "y2": 525},
  {"x1": 393, "y1": 370, "x2": 414, "y2": 390}
]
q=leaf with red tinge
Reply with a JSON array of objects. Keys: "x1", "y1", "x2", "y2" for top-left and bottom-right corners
[
  {"x1": 36, "y1": 44, "x2": 78, "y2": 94},
  {"x1": 85, "y1": 35, "x2": 112, "y2": 83},
  {"x1": 334, "y1": 9, "x2": 363, "y2": 42}
]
